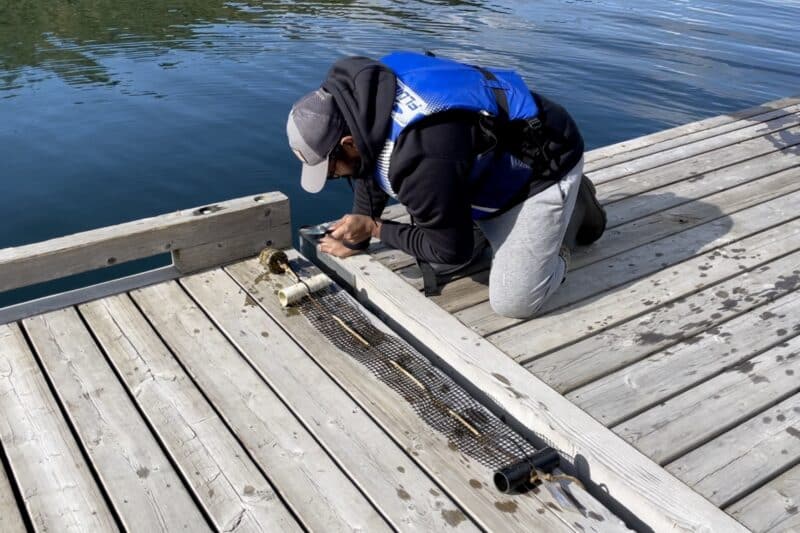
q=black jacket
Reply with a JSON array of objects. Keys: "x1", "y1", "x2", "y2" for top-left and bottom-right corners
[{"x1": 322, "y1": 55, "x2": 584, "y2": 264}]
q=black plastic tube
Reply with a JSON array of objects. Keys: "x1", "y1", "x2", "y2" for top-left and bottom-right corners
[{"x1": 493, "y1": 447, "x2": 560, "y2": 493}]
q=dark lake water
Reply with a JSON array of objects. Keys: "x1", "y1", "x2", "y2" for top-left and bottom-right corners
[{"x1": 1, "y1": 0, "x2": 799, "y2": 304}]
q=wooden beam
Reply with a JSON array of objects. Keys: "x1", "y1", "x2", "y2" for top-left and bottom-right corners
[
  {"x1": 0, "y1": 192, "x2": 291, "y2": 293},
  {"x1": 303, "y1": 243, "x2": 747, "y2": 532},
  {"x1": 0, "y1": 265, "x2": 177, "y2": 326}
]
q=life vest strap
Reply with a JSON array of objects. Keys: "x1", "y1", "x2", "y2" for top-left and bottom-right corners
[{"x1": 473, "y1": 66, "x2": 510, "y2": 121}]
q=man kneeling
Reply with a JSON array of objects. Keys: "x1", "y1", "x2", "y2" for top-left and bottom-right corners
[{"x1": 287, "y1": 51, "x2": 605, "y2": 319}]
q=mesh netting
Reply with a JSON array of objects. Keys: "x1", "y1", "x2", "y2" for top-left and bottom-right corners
[{"x1": 299, "y1": 287, "x2": 537, "y2": 470}]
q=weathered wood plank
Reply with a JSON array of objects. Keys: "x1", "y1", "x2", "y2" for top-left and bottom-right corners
[
  {"x1": 303, "y1": 247, "x2": 746, "y2": 532},
  {"x1": 530, "y1": 246, "x2": 800, "y2": 394},
  {"x1": 370, "y1": 245, "x2": 418, "y2": 272},
  {"x1": 79, "y1": 294, "x2": 301, "y2": 533},
  {"x1": 171, "y1": 228, "x2": 281, "y2": 274},
  {"x1": 431, "y1": 270, "x2": 491, "y2": 313},
  {"x1": 0, "y1": 265, "x2": 178, "y2": 326},
  {"x1": 425, "y1": 164, "x2": 800, "y2": 319},
  {"x1": 604, "y1": 148, "x2": 800, "y2": 229},
  {"x1": 667, "y1": 393, "x2": 800, "y2": 508},
  {"x1": 573, "y1": 164, "x2": 800, "y2": 270},
  {"x1": 0, "y1": 457, "x2": 26, "y2": 533},
  {"x1": 614, "y1": 333, "x2": 800, "y2": 465},
  {"x1": 22, "y1": 308, "x2": 210, "y2": 532},
  {"x1": 585, "y1": 104, "x2": 800, "y2": 175},
  {"x1": 227, "y1": 255, "x2": 625, "y2": 533},
  {"x1": 585, "y1": 96, "x2": 800, "y2": 163},
  {"x1": 0, "y1": 322, "x2": 119, "y2": 532},
  {"x1": 396, "y1": 255, "x2": 491, "y2": 293},
  {"x1": 580, "y1": 105, "x2": 800, "y2": 183},
  {"x1": 726, "y1": 463, "x2": 800, "y2": 532},
  {"x1": 0, "y1": 192, "x2": 290, "y2": 293},
  {"x1": 130, "y1": 281, "x2": 390, "y2": 533},
  {"x1": 589, "y1": 112, "x2": 800, "y2": 184},
  {"x1": 568, "y1": 289, "x2": 800, "y2": 425},
  {"x1": 595, "y1": 126, "x2": 800, "y2": 204},
  {"x1": 180, "y1": 268, "x2": 479, "y2": 532},
  {"x1": 484, "y1": 195, "x2": 800, "y2": 355}
]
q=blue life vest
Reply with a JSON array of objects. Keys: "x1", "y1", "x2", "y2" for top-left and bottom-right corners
[{"x1": 375, "y1": 51, "x2": 540, "y2": 219}]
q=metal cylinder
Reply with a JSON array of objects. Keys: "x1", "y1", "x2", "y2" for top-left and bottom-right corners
[{"x1": 493, "y1": 447, "x2": 560, "y2": 493}]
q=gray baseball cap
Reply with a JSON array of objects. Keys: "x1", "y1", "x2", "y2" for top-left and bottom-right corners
[{"x1": 286, "y1": 88, "x2": 347, "y2": 193}]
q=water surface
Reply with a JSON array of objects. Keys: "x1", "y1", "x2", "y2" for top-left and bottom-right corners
[{"x1": 1, "y1": 0, "x2": 798, "y2": 302}]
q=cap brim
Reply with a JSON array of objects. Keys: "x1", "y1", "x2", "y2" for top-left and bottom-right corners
[{"x1": 300, "y1": 158, "x2": 329, "y2": 193}]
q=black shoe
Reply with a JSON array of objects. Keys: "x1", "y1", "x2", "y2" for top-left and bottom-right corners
[{"x1": 575, "y1": 174, "x2": 606, "y2": 246}]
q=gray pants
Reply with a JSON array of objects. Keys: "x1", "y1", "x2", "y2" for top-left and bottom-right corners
[{"x1": 477, "y1": 157, "x2": 583, "y2": 319}]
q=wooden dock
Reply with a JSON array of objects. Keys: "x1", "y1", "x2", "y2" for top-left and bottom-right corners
[
  {"x1": 303, "y1": 96, "x2": 800, "y2": 532},
  {"x1": 0, "y1": 194, "x2": 628, "y2": 531}
]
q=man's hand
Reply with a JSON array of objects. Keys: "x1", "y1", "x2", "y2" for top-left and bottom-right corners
[
  {"x1": 329, "y1": 214, "x2": 377, "y2": 243},
  {"x1": 318, "y1": 235, "x2": 362, "y2": 258}
]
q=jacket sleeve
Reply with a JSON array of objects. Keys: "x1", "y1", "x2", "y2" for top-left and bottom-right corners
[{"x1": 378, "y1": 116, "x2": 476, "y2": 265}]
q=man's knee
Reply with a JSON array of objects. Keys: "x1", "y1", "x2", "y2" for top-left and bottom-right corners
[{"x1": 489, "y1": 287, "x2": 548, "y2": 319}]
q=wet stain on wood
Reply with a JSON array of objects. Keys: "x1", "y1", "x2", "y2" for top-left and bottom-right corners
[
  {"x1": 468, "y1": 479, "x2": 482, "y2": 489},
  {"x1": 546, "y1": 501, "x2": 562, "y2": 512},
  {"x1": 136, "y1": 467, "x2": 150, "y2": 479},
  {"x1": 587, "y1": 511, "x2": 605, "y2": 521},
  {"x1": 396, "y1": 487, "x2": 411, "y2": 501},
  {"x1": 494, "y1": 500, "x2": 517, "y2": 513},
  {"x1": 243, "y1": 485, "x2": 255, "y2": 495},
  {"x1": 787, "y1": 427, "x2": 800, "y2": 440},
  {"x1": 441, "y1": 509, "x2": 466, "y2": 527},
  {"x1": 396, "y1": 466, "x2": 405, "y2": 473},
  {"x1": 492, "y1": 373, "x2": 510, "y2": 385}
]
